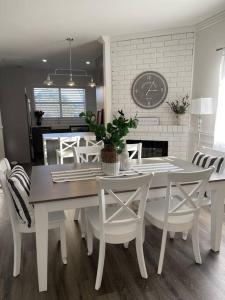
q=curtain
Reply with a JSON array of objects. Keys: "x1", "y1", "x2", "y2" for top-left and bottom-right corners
[{"x1": 214, "y1": 51, "x2": 225, "y2": 150}]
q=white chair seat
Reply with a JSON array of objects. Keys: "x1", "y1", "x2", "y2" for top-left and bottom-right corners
[
  {"x1": 86, "y1": 207, "x2": 137, "y2": 243},
  {"x1": 56, "y1": 149, "x2": 73, "y2": 158},
  {"x1": 145, "y1": 197, "x2": 194, "y2": 230}
]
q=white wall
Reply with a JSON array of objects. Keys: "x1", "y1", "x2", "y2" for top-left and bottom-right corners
[
  {"x1": 191, "y1": 17, "x2": 225, "y2": 155},
  {"x1": 111, "y1": 31, "x2": 195, "y2": 159}
]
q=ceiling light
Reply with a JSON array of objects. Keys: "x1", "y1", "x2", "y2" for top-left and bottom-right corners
[
  {"x1": 66, "y1": 74, "x2": 76, "y2": 87},
  {"x1": 43, "y1": 75, "x2": 53, "y2": 86},
  {"x1": 88, "y1": 77, "x2": 96, "y2": 88},
  {"x1": 43, "y1": 38, "x2": 94, "y2": 87},
  {"x1": 42, "y1": 59, "x2": 47, "y2": 63},
  {"x1": 86, "y1": 61, "x2": 91, "y2": 65}
]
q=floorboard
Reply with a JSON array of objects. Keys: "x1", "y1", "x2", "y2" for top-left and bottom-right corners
[{"x1": 0, "y1": 188, "x2": 225, "y2": 300}]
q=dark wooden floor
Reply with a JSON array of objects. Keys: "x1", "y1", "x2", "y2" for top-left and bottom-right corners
[{"x1": 0, "y1": 189, "x2": 225, "y2": 300}]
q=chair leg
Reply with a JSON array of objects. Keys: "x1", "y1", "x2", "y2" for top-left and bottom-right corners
[
  {"x1": 13, "y1": 230, "x2": 21, "y2": 277},
  {"x1": 56, "y1": 153, "x2": 60, "y2": 164},
  {"x1": 157, "y1": 229, "x2": 168, "y2": 275},
  {"x1": 192, "y1": 221, "x2": 202, "y2": 264},
  {"x1": 124, "y1": 242, "x2": 129, "y2": 248},
  {"x1": 182, "y1": 230, "x2": 188, "y2": 240},
  {"x1": 95, "y1": 240, "x2": 106, "y2": 290},
  {"x1": 87, "y1": 222, "x2": 93, "y2": 256},
  {"x1": 60, "y1": 155, "x2": 63, "y2": 165},
  {"x1": 79, "y1": 208, "x2": 86, "y2": 238},
  {"x1": 59, "y1": 223, "x2": 67, "y2": 265},
  {"x1": 135, "y1": 235, "x2": 148, "y2": 279},
  {"x1": 74, "y1": 208, "x2": 80, "y2": 221},
  {"x1": 169, "y1": 231, "x2": 175, "y2": 239}
]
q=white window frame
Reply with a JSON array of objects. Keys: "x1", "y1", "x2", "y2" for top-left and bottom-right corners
[{"x1": 33, "y1": 87, "x2": 86, "y2": 119}]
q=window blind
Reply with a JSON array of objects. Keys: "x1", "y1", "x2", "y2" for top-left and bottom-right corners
[{"x1": 33, "y1": 87, "x2": 86, "y2": 118}]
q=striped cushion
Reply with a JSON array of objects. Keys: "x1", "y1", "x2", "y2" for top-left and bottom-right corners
[
  {"x1": 192, "y1": 151, "x2": 224, "y2": 173},
  {"x1": 7, "y1": 166, "x2": 32, "y2": 227}
]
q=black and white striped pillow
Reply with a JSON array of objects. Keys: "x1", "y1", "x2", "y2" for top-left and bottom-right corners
[
  {"x1": 192, "y1": 151, "x2": 224, "y2": 173},
  {"x1": 7, "y1": 166, "x2": 32, "y2": 227}
]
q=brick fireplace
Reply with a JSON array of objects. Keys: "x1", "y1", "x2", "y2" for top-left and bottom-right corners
[{"x1": 110, "y1": 30, "x2": 194, "y2": 160}]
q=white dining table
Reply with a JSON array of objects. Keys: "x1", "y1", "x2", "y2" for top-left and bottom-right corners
[
  {"x1": 29, "y1": 157, "x2": 225, "y2": 292},
  {"x1": 42, "y1": 131, "x2": 95, "y2": 165}
]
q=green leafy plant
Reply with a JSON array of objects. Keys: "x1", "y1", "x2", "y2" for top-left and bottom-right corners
[
  {"x1": 167, "y1": 95, "x2": 190, "y2": 114},
  {"x1": 80, "y1": 110, "x2": 138, "y2": 153}
]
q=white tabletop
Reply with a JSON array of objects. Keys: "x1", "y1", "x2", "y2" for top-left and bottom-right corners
[{"x1": 42, "y1": 131, "x2": 95, "y2": 140}]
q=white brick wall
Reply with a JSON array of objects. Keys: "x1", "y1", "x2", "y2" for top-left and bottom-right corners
[{"x1": 111, "y1": 32, "x2": 195, "y2": 159}]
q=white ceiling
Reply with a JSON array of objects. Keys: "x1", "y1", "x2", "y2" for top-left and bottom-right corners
[{"x1": 0, "y1": 0, "x2": 224, "y2": 68}]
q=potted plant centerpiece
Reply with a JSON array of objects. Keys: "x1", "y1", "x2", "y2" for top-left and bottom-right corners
[
  {"x1": 167, "y1": 95, "x2": 189, "y2": 125},
  {"x1": 80, "y1": 110, "x2": 138, "y2": 175}
]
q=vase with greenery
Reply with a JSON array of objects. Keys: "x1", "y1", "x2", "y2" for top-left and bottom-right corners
[
  {"x1": 166, "y1": 95, "x2": 189, "y2": 125},
  {"x1": 80, "y1": 110, "x2": 138, "y2": 175},
  {"x1": 34, "y1": 110, "x2": 45, "y2": 126}
]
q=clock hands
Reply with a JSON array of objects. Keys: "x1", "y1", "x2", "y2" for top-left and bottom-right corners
[{"x1": 145, "y1": 80, "x2": 159, "y2": 96}]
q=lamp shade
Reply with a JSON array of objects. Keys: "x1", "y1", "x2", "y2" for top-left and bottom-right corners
[{"x1": 190, "y1": 98, "x2": 214, "y2": 115}]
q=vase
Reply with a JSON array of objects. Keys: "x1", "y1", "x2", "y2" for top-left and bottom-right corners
[
  {"x1": 101, "y1": 144, "x2": 120, "y2": 176},
  {"x1": 120, "y1": 145, "x2": 131, "y2": 171},
  {"x1": 176, "y1": 114, "x2": 185, "y2": 126}
]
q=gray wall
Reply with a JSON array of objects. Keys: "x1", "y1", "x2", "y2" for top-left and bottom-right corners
[
  {"x1": 189, "y1": 19, "x2": 225, "y2": 157},
  {"x1": 0, "y1": 66, "x2": 97, "y2": 163}
]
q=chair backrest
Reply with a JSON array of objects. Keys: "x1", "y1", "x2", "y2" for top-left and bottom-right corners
[
  {"x1": 164, "y1": 167, "x2": 214, "y2": 222},
  {"x1": 96, "y1": 174, "x2": 153, "y2": 235},
  {"x1": 0, "y1": 158, "x2": 11, "y2": 174},
  {"x1": 127, "y1": 143, "x2": 142, "y2": 159},
  {"x1": 0, "y1": 159, "x2": 20, "y2": 231},
  {"x1": 59, "y1": 137, "x2": 80, "y2": 154},
  {"x1": 73, "y1": 145, "x2": 103, "y2": 163},
  {"x1": 84, "y1": 136, "x2": 103, "y2": 147}
]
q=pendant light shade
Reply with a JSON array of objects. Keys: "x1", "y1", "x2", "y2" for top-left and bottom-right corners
[
  {"x1": 43, "y1": 75, "x2": 53, "y2": 86},
  {"x1": 88, "y1": 77, "x2": 96, "y2": 88},
  {"x1": 66, "y1": 74, "x2": 76, "y2": 87}
]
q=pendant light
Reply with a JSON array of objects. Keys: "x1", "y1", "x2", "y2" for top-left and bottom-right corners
[
  {"x1": 43, "y1": 75, "x2": 53, "y2": 86},
  {"x1": 66, "y1": 38, "x2": 75, "y2": 87},
  {"x1": 88, "y1": 77, "x2": 96, "y2": 88}
]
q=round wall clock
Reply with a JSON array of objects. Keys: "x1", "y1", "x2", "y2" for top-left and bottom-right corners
[{"x1": 131, "y1": 71, "x2": 168, "y2": 109}]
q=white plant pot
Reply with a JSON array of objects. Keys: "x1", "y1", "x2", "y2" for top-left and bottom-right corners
[{"x1": 102, "y1": 161, "x2": 120, "y2": 176}]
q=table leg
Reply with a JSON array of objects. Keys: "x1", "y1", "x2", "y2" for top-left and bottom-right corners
[
  {"x1": 210, "y1": 189, "x2": 225, "y2": 252},
  {"x1": 43, "y1": 139, "x2": 48, "y2": 165},
  {"x1": 35, "y1": 204, "x2": 48, "y2": 292}
]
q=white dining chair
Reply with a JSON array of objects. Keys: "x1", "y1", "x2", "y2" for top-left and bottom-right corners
[
  {"x1": 73, "y1": 144, "x2": 103, "y2": 235},
  {"x1": 84, "y1": 136, "x2": 103, "y2": 147},
  {"x1": 85, "y1": 173, "x2": 153, "y2": 290},
  {"x1": 127, "y1": 143, "x2": 142, "y2": 159},
  {"x1": 56, "y1": 136, "x2": 80, "y2": 164},
  {"x1": 144, "y1": 167, "x2": 214, "y2": 275},
  {"x1": 0, "y1": 158, "x2": 67, "y2": 277},
  {"x1": 73, "y1": 145, "x2": 103, "y2": 164}
]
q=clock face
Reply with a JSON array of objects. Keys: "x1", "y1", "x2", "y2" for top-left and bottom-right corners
[{"x1": 131, "y1": 71, "x2": 168, "y2": 109}]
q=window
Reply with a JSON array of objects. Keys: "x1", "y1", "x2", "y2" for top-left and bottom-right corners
[
  {"x1": 34, "y1": 87, "x2": 86, "y2": 118},
  {"x1": 214, "y1": 53, "x2": 225, "y2": 150}
]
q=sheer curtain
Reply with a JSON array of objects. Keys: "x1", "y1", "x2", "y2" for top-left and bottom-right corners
[{"x1": 214, "y1": 51, "x2": 225, "y2": 150}]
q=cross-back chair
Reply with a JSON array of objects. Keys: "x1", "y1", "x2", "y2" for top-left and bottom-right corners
[
  {"x1": 85, "y1": 173, "x2": 153, "y2": 290},
  {"x1": 0, "y1": 158, "x2": 67, "y2": 277},
  {"x1": 145, "y1": 167, "x2": 214, "y2": 275},
  {"x1": 84, "y1": 136, "x2": 103, "y2": 147},
  {"x1": 56, "y1": 136, "x2": 80, "y2": 164},
  {"x1": 73, "y1": 145, "x2": 103, "y2": 164},
  {"x1": 127, "y1": 143, "x2": 142, "y2": 159}
]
